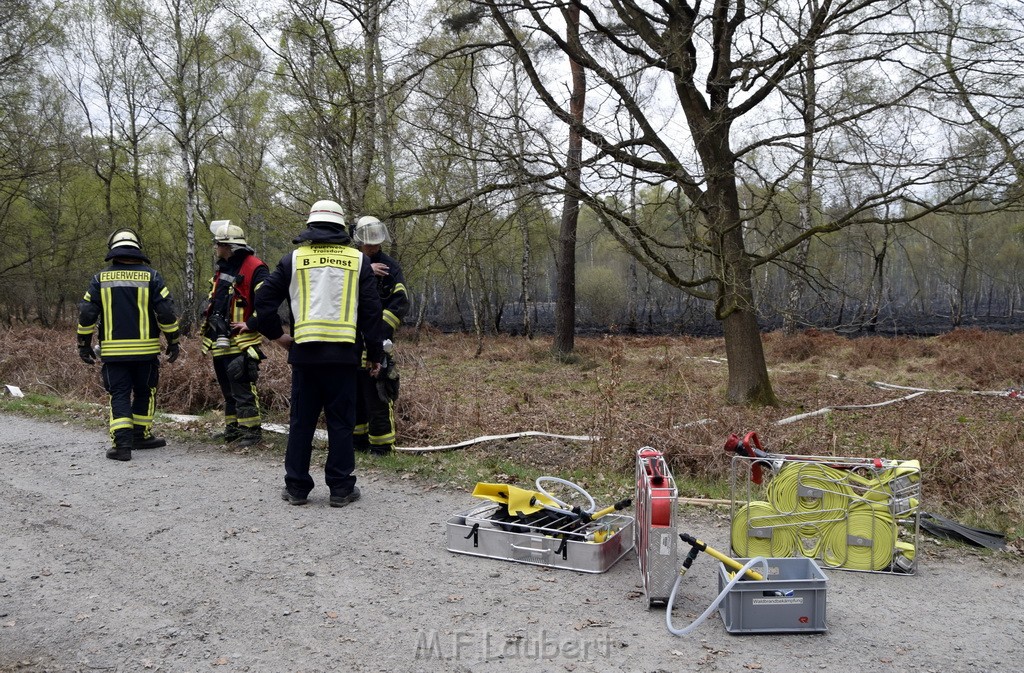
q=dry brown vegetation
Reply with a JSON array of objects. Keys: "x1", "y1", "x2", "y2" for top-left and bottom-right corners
[{"x1": 2, "y1": 325, "x2": 1022, "y2": 533}]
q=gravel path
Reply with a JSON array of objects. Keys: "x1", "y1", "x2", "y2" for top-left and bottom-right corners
[{"x1": 1, "y1": 413, "x2": 1021, "y2": 672}]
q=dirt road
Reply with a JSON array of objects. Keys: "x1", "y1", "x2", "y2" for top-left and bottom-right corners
[{"x1": 1, "y1": 413, "x2": 1021, "y2": 672}]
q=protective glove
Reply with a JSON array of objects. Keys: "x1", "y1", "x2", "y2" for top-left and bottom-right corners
[
  {"x1": 166, "y1": 342, "x2": 180, "y2": 363},
  {"x1": 77, "y1": 336, "x2": 96, "y2": 365},
  {"x1": 78, "y1": 344, "x2": 96, "y2": 365},
  {"x1": 376, "y1": 357, "x2": 400, "y2": 402}
]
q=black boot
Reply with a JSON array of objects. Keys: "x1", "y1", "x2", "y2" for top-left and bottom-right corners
[
  {"x1": 214, "y1": 422, "x2": 241, "y2": 443},
  {"x1": 233, "y1": 426, "x2": 262, "y2": 447},
  {"x1": 107, "y1": 429, "x2": 132, "y2": 461},
  {"x1": 106, "y1": 446, "x2": 131, "y2": 461},
  {"x1": 133, "y1": 426, "x2": 167, "y2": 450},
  {"x1": 369, "y1": 443, "x2": 393, "y2": 457}
]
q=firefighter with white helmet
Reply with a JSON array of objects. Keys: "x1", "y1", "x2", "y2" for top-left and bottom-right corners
[
  {"x1": 199, "y1": 219, "x2": 269, "y2": 446},
  {"x1": 351, "y1": 215, "x2": 409, "y2": 456},
  {"x1": 254, "y1": 200, "x2": 385, "y2": 507},
  {"x1": 77, "y1": 229, "x2": 180, "y2": 461}
]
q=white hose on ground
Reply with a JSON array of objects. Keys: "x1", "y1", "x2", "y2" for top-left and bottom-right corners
[{"x1": 665, "y1": 556, "x2": 769, "y2": 636}]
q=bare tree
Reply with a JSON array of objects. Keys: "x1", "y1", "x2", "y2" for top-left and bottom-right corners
[
  {"x1": 551, "y1": 3, "x2": 584, "y2": 356},
  {"x1": 116, "y1": 0, "x2": 235, "y2": 331},
  {"x1": 267, "y1": 0, "x2": 403, "y2": 218},
  {"x1": 61, "y1": 0, "x2": 158, "y2": 233},
  {"x1": 474, "y1": 0, "x2": 1023, "y2": 404}
]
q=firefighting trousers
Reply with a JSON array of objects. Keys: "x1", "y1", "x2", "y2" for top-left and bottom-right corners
[
  {"x1": 101, "y1": 360, "x2": 158, "y2": 448},
  {"x1": 354, "y1": 367, "x2": 396, "y2": 449},
  {"x1": 213, "y1": 353, "x2": 261, "y2": 429},
  {"x1": 284, "y1": 363, "x2": 358, "y2": 497}
]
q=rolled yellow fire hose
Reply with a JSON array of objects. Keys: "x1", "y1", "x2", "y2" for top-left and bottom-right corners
[
  {"x1": 731, "y1": 501, "x2": 800, "y2": 558},
  {"x1": 820, "y1": 504, "x2": 896, "y2": 570},
  {"x1": 730, "y1": 461, "x2": 918, "y2": 572},
  {"x1": 767, "y1": 463, "x2": 853, "y2": 524}
]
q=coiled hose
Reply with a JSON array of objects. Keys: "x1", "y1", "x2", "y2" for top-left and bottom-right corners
[
  {"x1": 730, "y1": 461, "x2": 915, "y2": 571},
  {"x1": 534, "y1": 475, "x2": 597, "y2": 517},
  {"x1": 767, "y1": 463, "x2": 853, "y2": 524},
  {"x1": 731, "y1": 501, "x2": 800, "y2": 558},
  {"x1": 820, "y1": 504, "x2": 895, "y2": 570}
]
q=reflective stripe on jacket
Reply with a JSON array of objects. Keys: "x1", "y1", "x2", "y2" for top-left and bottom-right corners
[
  {"x1": 77, "y1": 264, "x2": 179, "y2": 361},
  {"x1": 201, "y1": 253, "x2": 267, "y2": 355}
]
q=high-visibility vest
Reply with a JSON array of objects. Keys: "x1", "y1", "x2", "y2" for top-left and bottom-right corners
[{"x1": 288, "y1": 243, "x2": 362, "y2": 344}]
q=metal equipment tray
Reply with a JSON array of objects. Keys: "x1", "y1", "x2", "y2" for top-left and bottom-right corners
[{"x1": 445, "y1": 502, "x2": 634, "y2": 573}]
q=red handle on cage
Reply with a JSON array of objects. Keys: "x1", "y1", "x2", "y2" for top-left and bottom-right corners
[{"x1": 724, "y1": 431, "x2": 766, "y2": 484}]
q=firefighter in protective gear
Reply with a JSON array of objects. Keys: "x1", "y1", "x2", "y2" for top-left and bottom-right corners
[
  {"x1": 199, "y1": 220, "x2": 269, "y2": 446},
  {"x1": 77, "y1": 229, "x2": 180, "y2": 462},
  {"x1": 255, "y1": 199, "x2": 385, "y2": 507},
  {"x1": 351, "y1": 215, "x2": 409, "y2": 456}
]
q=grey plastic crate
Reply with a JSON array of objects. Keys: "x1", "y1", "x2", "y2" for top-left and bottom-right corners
[{"x1": 717, "y1": 557, "x2": 828, "y2": 634}]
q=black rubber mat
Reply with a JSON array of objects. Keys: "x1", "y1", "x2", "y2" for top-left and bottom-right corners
[{"x1": 920, "y1": 511, "x2": 1005, "y2": 550}]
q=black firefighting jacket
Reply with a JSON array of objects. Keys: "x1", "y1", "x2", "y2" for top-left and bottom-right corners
[
  {"x1": 77, "y1": 259, "x2": 180, "y2": 362},
  {"x1": 366, "y1": 249, "x2": 409, "y2": 341}
]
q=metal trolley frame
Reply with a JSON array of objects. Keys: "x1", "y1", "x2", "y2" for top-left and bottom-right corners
[
  {"x1": 729, "y1": 453, "x2": 921, "y2": 575},
  {"x1": 635, "y1": 447, "x2": 680, "y2": 606}
]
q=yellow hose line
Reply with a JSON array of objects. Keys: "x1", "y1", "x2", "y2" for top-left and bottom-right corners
[
  {"x1": 820, "y1": 504, "x2": 896, "y2": 571},
  {"x1": 796, "y1": 529, "x2": 824, "y2": 559},
  {"x1": 701, "y1": 544, "x2": 765, "y2": 581},
  {"x1": 767, "y1": 463, "x2": 853, "y2": 524},
  {"x1": 729, "y1": 458, "x2": 920, "y2": 571},
  {"x1": 731, "y1": 501, "x2": 800, "y2": 558}
]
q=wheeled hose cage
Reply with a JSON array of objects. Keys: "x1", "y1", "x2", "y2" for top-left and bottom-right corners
[
  {"x1": 730, "y1": 454, "x2": 921, "y2": 574},
  {"x1": 635, "y1": 447, "x2": 680, "y2": 606}
]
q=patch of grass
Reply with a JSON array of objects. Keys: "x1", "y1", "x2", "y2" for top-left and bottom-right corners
[{"x1": 0, "y1": 392, "x2": 104, "y2": 423}]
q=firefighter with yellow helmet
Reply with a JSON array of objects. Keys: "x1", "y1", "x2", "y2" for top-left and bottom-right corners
[
  {"x1": 199, "y1": 220, "x2": 269, "y2": 446},
  {"x1": 254, "y1": 200, "x2": 385, "y2": 507},
  {"x1": 77, "y1": 229, "x2": 180, "y2": 461}
]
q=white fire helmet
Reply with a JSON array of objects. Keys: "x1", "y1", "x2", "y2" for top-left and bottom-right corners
[
  {"x1": 307, "y1": 200, "x2": 346, "y2": 227},
  {"x1": 210, "y1": 219, "x2": 247, "y2": 245},
  {"x1": 353, "y1": 215, "x2": 390, "y2": 246},
  {"x1": 107, "y1": 229, "x2": 141, "y2": 250}
]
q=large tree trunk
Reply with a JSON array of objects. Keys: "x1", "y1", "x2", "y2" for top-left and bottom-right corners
[
  {"x1": 553, "y1": 4, "x2": 584, "y2": 356},
  {"x1": 717, "y1": 243, "x2": 778, "y2": 404},
  {"x1": 709, "y1": 163, "x2": 778, "y2": 406},
  {"x1": 723, "y1": 309, "x2": 775, "y2": 405}
]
